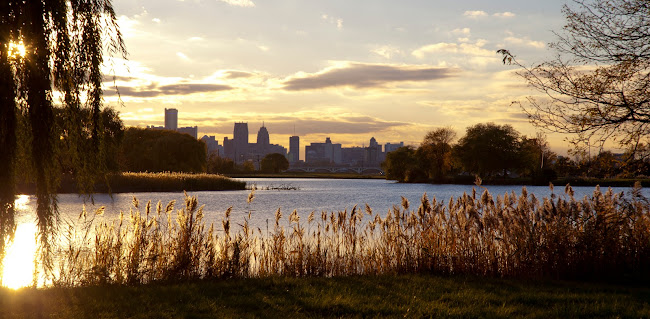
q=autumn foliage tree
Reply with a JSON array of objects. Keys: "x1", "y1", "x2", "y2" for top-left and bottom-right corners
[{"x1": 417, "y1": 127, "x2": 456, "y2": 182}]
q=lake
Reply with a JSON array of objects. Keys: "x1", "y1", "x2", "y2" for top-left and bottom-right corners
[{"x1": 12, "y1": 178, "x2": 650, "y2": 232}]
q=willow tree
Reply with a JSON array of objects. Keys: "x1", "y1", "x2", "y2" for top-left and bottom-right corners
[
  {"x1": 0, "y1": 0, "x2": 126, "y2": 268},
  {"x1": 499, "y1": 0, "x2": 650, "y2": 156}
]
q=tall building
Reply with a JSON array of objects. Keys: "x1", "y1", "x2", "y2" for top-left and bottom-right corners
[
  {"x1": 164, "y1": 108, "x2": 178, "y2": 131},
  {"x1": 365, "y1": 137, "x2": 383, "y2": 166},
  {"x1": 289, "y1": 136, "x2": 300, "y2": 163},
  {"x1": 233, "y1": 122, "x2": 249, "y2": 162},
  {"x1": 200, "y1": 135, "x2": 223, "y2": 157},
  {"x1": 305, "y1": 137, "x2": 342, "y2": 165},
  {"x1": 177, "y1": 126, "x2": 198, "y2": 139},
  {"x1": 384, "y1": 142, "x2": 404, "y2": 153},
  {"x1": 257, "y1": 125, "x2": 270, "y2": 147}
]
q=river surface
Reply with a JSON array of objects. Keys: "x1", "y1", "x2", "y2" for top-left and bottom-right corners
[{"x1": 12, "y1": 178, "x2": 650, "y2": 231}]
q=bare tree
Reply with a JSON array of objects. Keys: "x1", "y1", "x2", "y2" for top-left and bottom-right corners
[{"x1": 499, "y1": 0, "x2": 650, "y2": 155}]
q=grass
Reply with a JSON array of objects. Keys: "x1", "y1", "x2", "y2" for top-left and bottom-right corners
[{"x1": 1, "y1": 275, "x2": 649, "y2": 318}]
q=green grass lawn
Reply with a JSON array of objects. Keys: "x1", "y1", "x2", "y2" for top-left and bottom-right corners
[{"x1": 2, "y1": 275, "x2": 649, "y2": 318}]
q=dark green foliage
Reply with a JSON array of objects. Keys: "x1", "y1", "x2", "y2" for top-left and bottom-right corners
[
  {"x1": 454, "y1": 123, "x2": 522, "y2": 178},
  {"x1": 207, "y1": 154, "x2": 236, "y2": 174},
  {"x1": 120, "y1": 128, "x2": 207, "y2": 173},
  {"x1": 381, "y1": 146, "x2": 424, "y2": 182},
  {"x1": 260, "y1": 153, "x2": 289, "y2": 173}
]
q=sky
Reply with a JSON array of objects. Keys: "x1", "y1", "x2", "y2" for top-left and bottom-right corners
[{"x1": 104, "y1": 0, "x2": 574, "y2": 159}]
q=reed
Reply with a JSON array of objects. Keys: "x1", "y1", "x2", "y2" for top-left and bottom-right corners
[
  {"x1": 46, "y1": 183, "x2": 650, "y2": 287},
  {"x1": 103, "y1": 172, "x2": 246, "y2": 193}
]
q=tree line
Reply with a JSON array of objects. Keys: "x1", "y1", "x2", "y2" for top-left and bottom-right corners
[
  {"x1": 382, "y1": 123, "x2": 650, "y2": 184},
  {"x1": 22, "y1": 108, "x2": 289, "y2": 178}
]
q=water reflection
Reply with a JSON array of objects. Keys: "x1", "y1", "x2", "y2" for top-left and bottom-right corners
[{"x1": 1, "y1": 222, "x2": 37, "y2": 289}]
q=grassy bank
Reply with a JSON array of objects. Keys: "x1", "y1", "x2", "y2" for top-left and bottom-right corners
[
  {"x1": 2, "y1": 275, "x2": 649, "y2": 318},
  {"x1": 18, "y1": 172, "x2": 247, "y2": 194}
]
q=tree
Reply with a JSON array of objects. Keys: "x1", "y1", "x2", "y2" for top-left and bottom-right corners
[
  {"x1": 260, "y1": 153, "x2": 289, "y2": 173},
  {"x1": 453, "y1": 123, "x2": 522, "y2": 178},
  {"x1": 382, "y1": 146, "x2": 424, "y2": 182},
  {"x1": 518, "y1": 133, "x2": 557, "y2": 183},
  {"x1": 418, "y1": 127, "x2": 456, "y2": 182},
  {"x1": 499, "y1": 0, "x2": 650, "y2": 154},
  {"x1": 0, "y1": 1, "x2": 125, "y2": 263},
  {"x1": 207, "y1": 154, "x2": 236, "y2": 174},
  {"x1": 120, "y1": 128, "x2": 207, "y2": 173}
]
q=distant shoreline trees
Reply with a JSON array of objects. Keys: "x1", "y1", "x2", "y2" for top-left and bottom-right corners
[{"x1": 382, "y1": 122, "x2": 650, "y2": 184}]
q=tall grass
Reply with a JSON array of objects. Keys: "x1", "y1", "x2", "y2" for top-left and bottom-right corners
[
  {"x1": 48, "y1": 183, "x2": 650, "y2": 287},
  {"x1": 103, "y1": 172, "x2": 246, "y2": 193}
]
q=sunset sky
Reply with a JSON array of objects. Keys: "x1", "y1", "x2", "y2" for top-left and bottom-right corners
[{"x1": 104, "y1": 0, "x2": 573, "y2": 159}]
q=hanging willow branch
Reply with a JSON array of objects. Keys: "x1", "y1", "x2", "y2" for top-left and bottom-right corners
[{"x1": 0, "y1": 0, "x2": 126, "y2": 271}]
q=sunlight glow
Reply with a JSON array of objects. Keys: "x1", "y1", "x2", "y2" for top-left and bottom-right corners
[
  {"x1": 1, "y1": 223, "x2": 37, "y2": 290},
  {"x1": 14, "y1": 195, "x2": 29, "y2": 211},
  {"x1": 8, "y1": 41, "x2": 26, "y2": 59}
]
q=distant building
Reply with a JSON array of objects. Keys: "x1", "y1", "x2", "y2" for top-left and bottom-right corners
[
  {"x1": 289, "y1": 136, "x2": 300, "y2": 163},
  {"x1": 233, "y1": 122, "x2": 249, "y2": 163},
  {"x1": 177, "y1": 126, "x2": 198, "y2": 139},
  {"x1": 223, "y1": 137, "x2": 235, "y2": 159},
  {"x1": 384, "y1": 142, "x2": 404, "y2": 153},
  {"x1": 341, "y1": 147, "x2": 365, "y2": 166},
  {"x1": 222, "y1": 122, "x2": 287, "y2": 167},
  {"x1": 257, "y1": 124, "x2": 270, "y2": 147},
  {"x1": 305, "y1": 137, "x2": 342, "y2": 165},
  {"x1": 365, "y1": 137, "x2": 383, "y2": 166},
  {"x1": 164, "y1": 108, "x2": 178, "y2": 131},
  {"x1": 200, "y1": 135, "x2": 223, "y2": 157}
]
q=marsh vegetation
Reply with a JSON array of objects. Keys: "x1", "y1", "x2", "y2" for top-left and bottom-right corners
[{"x1": 13, "y1": 182, "x2": 646, "y2": 288}]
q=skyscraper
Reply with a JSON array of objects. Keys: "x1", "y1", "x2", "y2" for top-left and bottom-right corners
[
  {"x1": 233, "y1": 122, "x2": 249, "y2": 162},
  {"x1": 289, "y1": 136, "x2": 299, "y2": 163},
  {"x1": 257, "y1": 124, "x2": 270, "y2": 147},
  {"x1": 164, "y1": 108, "x2": 178, "y2": 131}
]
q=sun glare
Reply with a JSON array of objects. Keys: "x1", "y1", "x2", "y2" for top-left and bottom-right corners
[
  {"x1": 8, "y1": 41, "x2": 26, "y2": 59},
  {"x1": 1, "y1": 222, "x2": 37, "y2": 290}
]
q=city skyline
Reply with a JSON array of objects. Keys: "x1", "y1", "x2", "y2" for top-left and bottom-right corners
[{"x1": 102, "y1": 0, "x2": 586, "y2": 155}]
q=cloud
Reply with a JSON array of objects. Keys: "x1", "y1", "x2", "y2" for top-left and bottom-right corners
[
  {"x1": 322, "y1": 14, "x2": 343, "y2": 31},
  {"x1": 176, "y1": 52, "x2": 190, "y2": 61},
  {"x1": 219, "y1": 0, "x2": 255, "y2": 7},
  {"x1": 412, "y1": 42, "x2": 493, "y2": 59},
  {"x1": 191, "y1": 113, "x2": 411, "y2": 135},
  {"x1": 105, "y1": 82, "x2": 234, "y2": 97},
  {"x1": 503, "y1": 36, "x2": 545, "y2": 49},
  {"x1": 221, "y1": 70, "x2": 255, "y2": 79},
  {"x1": 451, "y1": 28, "x2": 471, "y2": 35},
  {"x1": 494, "y1": 12, "x2": 516, "y2": 18},
  {"x1": 464, "y1": 10, "x2": 488, "y2": 18},
  {"x1": 371, "y1": 46, "x2": 402, "y2": 59},
  {"x1": 282, "y1": 62, "x2": 457, "y2": 91}
]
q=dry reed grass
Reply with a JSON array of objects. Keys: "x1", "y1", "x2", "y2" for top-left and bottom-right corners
[{"x1": 48, "y1": 183, "x2": 650, "y2": 287}]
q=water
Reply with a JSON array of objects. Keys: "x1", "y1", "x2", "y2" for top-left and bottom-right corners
[
  {"x1": 4, "y1": 178, "x2": 648, "y2": 288},
  {"x1": 12, "y1": 178, "x2": 650, "y2": 231}
]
